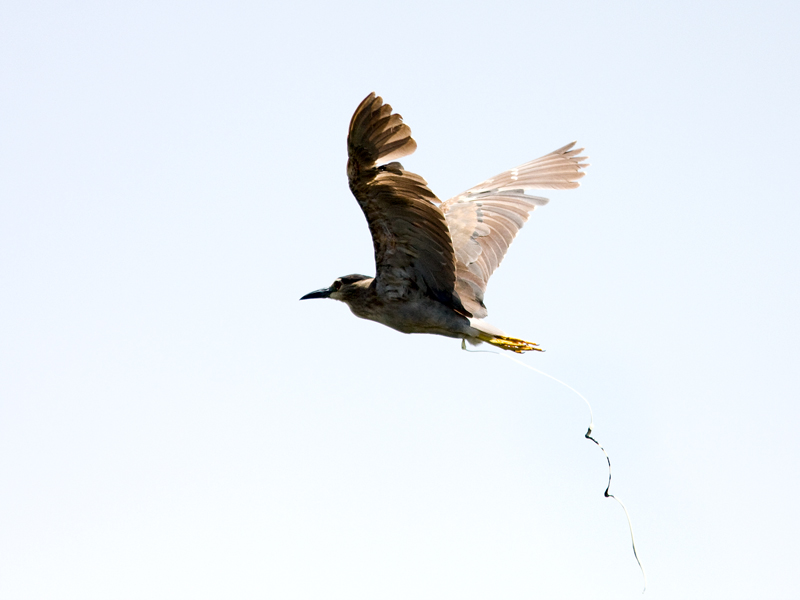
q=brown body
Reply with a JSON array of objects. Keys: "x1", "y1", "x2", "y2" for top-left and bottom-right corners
[
  {"x1": 301, "y1": 93, "x2": 588, "y2": 353},
  {"x1": 333, "y1": 276, "x2": 472, "y2": 338}
]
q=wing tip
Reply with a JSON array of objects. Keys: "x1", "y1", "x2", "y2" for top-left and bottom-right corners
[{"x1": 348, "y1": 92, "x2": 418, "y2": 168}]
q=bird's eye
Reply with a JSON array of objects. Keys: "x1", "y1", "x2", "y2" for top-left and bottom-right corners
[{"x1": 333, "y1": 280, "x2": 342, "y2": 291}]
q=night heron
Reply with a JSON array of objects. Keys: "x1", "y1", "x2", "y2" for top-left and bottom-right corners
[{"x1": 301, "y1": 93, "x2": 588, "y2": 353}]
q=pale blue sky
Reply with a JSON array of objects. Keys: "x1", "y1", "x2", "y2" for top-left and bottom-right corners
[{"x1": 2, "y1": 1, "x2": 799, "y2": 598}]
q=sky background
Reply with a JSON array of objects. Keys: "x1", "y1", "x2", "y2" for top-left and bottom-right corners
[{"x1": 2, "y1": 1, "x2": 799, "y2": 598}]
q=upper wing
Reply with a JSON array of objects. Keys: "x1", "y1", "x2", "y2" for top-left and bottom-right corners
[
  {"x1": 347, "y1": 93, "x2": 469, "y2": 315},
  {"x1": 441, "y1": 143, "x2": 588, "y2": 318}
]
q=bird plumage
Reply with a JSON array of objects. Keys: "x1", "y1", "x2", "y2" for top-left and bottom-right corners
[
  {"x1": 442, "y1": 142, "x2": 588, "y2": 318},
  {"x1": 301, "y1": 93, "x2": 588, "y2": 352},
  {"x1": 346, "y1": 92, "x2": 468, "y2": 315}
]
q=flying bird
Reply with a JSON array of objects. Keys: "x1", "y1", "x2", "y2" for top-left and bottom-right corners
[{"x1": 301, "y1": 93, "x2": 588, "y2": 353}]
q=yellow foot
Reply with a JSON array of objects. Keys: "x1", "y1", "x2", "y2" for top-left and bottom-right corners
[{"x1": 481, "y1": 334, "x2": 543, "y2": 354}]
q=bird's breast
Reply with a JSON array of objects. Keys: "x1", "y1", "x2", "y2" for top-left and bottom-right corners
[{"x1": 347, "y1": 294, "x2": 471, "y2": 339}]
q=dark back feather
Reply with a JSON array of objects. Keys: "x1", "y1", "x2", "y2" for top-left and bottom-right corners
[{"x1": 347, "y1": 93, "x2": 469, "y2": 316}]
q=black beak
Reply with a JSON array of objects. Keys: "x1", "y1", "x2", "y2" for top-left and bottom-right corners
[{"x1": 300, "y1": 287, "x2": 332, "y2": 300}]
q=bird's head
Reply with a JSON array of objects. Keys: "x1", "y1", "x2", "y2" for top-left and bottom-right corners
[{"x1": 300, "y1": 274, "x2": 373, "y2": 303}]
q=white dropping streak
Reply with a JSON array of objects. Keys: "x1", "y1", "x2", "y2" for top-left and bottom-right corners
[{"x1": 461, "y1": 340, "x2": 647, "y2": 593}]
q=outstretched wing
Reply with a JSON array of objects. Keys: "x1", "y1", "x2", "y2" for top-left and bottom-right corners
[
  {"x1": 442, "y1": 143, "x2": 589, "y2": 318},
  {"x1": 347, "y1": 93, "x2": 468, "y2": 315}
]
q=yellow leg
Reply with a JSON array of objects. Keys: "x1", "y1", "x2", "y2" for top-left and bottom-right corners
[{"x1": 478, "y1": 333, "x2": 543, "y2": 353}]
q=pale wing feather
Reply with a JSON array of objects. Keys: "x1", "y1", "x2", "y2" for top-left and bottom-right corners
[
  {"x1": 462, "y1": 142, "x2": 589, "y2": 194},
  {"x1": 442, "y1": 144, "x2": 589, "y2": 318}
]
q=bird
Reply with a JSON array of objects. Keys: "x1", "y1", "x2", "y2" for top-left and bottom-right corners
[{"x1": 300, "y1": 93, "x2": 588, "y2": 353}]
